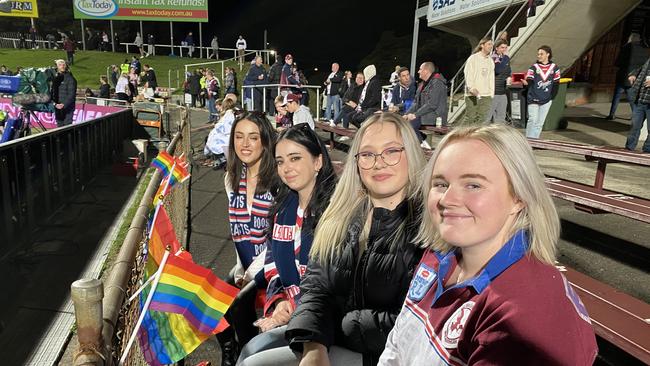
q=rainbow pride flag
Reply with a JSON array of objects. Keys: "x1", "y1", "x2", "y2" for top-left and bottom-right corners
[
  {"x1": 151, "y1": 151, "x2": 174, "y2": 176},
  {"x1": 147, "y1": 206, "x2": 181, "y2": 265},
  {"x1": 137, "y1": 259, "x2": 215, "y2": 366},
  {"x1": 149, "y1": 254, "x2": 240, "y2": 335}
]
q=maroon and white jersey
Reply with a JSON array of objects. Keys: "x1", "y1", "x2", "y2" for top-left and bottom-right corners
[{"x1": 379, "y1": 231, "x2": 598, "y2": 366}]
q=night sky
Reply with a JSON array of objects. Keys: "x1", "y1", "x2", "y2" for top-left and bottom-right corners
[{"x1": 172, "y1": 0, "x2": 418, "y2": 74}]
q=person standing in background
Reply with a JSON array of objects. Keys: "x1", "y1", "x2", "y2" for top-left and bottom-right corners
[
  {"x1": 624, "y1": 55, "x2": 650, "y2": 153},
  {"x1": 210, "y1": 35, "x2": 220, "y2": 59},
  {"x1": 52, "y1": 60, "x2": 77, "y2": 127},
  {"x1": 133, "y1": 32, "x2": 144, "y2": 58},
  {"x1": 146, "y1": 34, "x2": 155, "y2": 57},
  {"x1": 63, "y1": 37, "x2": 76, "y2": 65},
  {"x1": 236, "y1": 35, "x2": 247, "y2": 64},
  {"x1": 463, "y1": 38, "x2": 495, "y2": 125},
  {"x1": 606, "y1": 33, "x2": 647, "y2": 120},
  {"x1": 487, "y1": 39, "x2": 512, "y2": 124},
  {"x1": 522, "y1": 45, "x2": 561, "y2": 138}
]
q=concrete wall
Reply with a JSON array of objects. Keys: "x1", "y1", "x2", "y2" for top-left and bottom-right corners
[{"x1": 509, "y1": 0, "x2": 642, "y2": 71}]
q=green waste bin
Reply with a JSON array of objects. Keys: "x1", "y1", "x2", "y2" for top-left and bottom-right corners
[{"x1": 542, "y1": 78, "x2": 572, "y2": 131}]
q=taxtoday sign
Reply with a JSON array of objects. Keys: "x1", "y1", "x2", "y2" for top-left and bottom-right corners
[{"x1": 73, "y1": 0, "x2": 208, "y2": 22}]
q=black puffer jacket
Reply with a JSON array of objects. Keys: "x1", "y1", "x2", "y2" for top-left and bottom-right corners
[{"x1": 286, "y1": 199, "x2": 423, "y2": 364}]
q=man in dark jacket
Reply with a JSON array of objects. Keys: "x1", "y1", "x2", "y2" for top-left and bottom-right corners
[
  {"x1": 52, "y1": 60, "x2": 77, "y2": 127},
  {"x1": 405, "y1": 62, "x2": 448, "y2": 142},
  {"x1": 388, "y1": 67, "x2": 416, "y2": 114},
  {"x1": 625, "y1": 56, "x2": 650, "y2": 152},
  {"x1": 607, "y1": 33, "x2": 648, "y2": 120},
  {"x1": 267, "y1": 56, "x2": 283, "y2": 115},
  {"x1": 244, "y1": 56, "x2": 268, "y2": 111},
  {"x1": 323, "y1": 62, "x2": 344, "y2": 122},
  {"x1": 142, "y1": 64, "x2": 157, "y2": 90}
]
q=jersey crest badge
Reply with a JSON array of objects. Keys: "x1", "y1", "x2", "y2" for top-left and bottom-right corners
[
  {"x1": 407, "y1": 263, "x2": 437, "y2": 301},
  {"x1": 441, "y1": 301, "x2": 475, "y2": 349}
]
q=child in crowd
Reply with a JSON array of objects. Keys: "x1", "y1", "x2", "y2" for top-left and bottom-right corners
[
  {"x1": 378, "y1": 124, "x2": 598, "y2": 365},
  {"x1": 204, "y1": 98, "x2": 237, "y2": 169}
]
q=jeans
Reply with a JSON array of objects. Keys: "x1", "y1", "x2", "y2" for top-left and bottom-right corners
[
  {"x1": 608, "y1": 85, "x2": 634, "y2": 118},
  {"x1": 238, "y1": 345, "x2": 362, "y2": 366},
  {"x1": 237, "y1": 326, "x2": 288, "y2": 365},
  {"x1": 625, "y1": 103, "x2": 650, "y2": 152},
  {"x1": 207, "y1": 98, "x2": 217, "y2": 121},
  {"x1": 526, "y1": 101, "x2": 552, "y2": 138},
  {"x1": 325, "y1": 95, "x2": 341, "y2": 120},
  {"x1": 487, "y1": 94, "x2": 508, "y2": 123},
  {"x1": 410, "y1": 116, "x2": 425, "y2": 142}
]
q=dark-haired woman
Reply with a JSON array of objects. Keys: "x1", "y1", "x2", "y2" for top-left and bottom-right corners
[
  {"x1": 236, "y1": 123, "x2": 337, "y2": 365},
  {"x1": 218, "y1": 112, "x2": 279, "y2": 365},
  {"x1": 522, "y1": 45, "x2": 560, "y2": 138}
]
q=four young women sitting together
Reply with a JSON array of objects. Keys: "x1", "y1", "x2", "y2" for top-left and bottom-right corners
[{"x1": 218, "y1": 110, "x2": 598, "y2": 366}]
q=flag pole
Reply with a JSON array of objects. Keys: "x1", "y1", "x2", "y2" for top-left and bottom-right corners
[
  {"x1": 119, "y1": 248, "x2": 172, "y2": 365},
  {"x1": 147, "y1": 161, "x2": 176, "y2": 240},
  {"x1": 127, "y1": 249, "x2": 185, "y2": 303}
]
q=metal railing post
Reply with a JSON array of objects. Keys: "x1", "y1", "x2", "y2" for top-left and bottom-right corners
[
  {"x1": 316, "y1": 88, "x2": 321, "y2": 120},
  {"x1": 262, "y1": 88, "x2": 266, "y2": 113},
  {"x1": 71, "y1": 279, "x2": 105, "y2": 365}
]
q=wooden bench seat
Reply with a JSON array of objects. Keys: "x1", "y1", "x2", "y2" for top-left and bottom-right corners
[
  {"x1": 562, "y1": 266, "x2": 650, "y2": 364},
  {"x1": 545, "y1": 176, "x2": 650, "y2": 223},
  {"x1": 314, "y1": 121, "x2": 356, "y2": 150},
  {"x1": 420, "y1": 125, "x2": 451, "y2": 135}
]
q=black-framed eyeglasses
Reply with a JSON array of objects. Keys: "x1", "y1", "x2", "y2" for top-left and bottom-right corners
[{"x1": 355, "y1": 147, "x2": 405, "y2": 170}]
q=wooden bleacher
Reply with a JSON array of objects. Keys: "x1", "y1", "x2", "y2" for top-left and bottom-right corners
[{"x1": 529, "y1": 139, "x2": 650, "y2": 223}]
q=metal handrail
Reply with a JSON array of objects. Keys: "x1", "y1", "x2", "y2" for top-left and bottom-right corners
[{"x1": 448, "y1": 0, "x2": 527, "y2": 96}]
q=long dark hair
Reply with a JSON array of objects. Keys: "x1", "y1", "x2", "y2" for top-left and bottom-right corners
[
  {"x1": 226, "y1": 111, "x2": 278, "y2": 194},
  {"x1": 268, "y1": 124, "x2": 337, "y2": 230}
]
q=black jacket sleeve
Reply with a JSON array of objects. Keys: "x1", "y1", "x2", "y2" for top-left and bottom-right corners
[
  {"x1": 340, "y1": 307, "x2": 399, "y2": 355},
  {"x1": 360, "y1": 79, "x2": 382, "y2": 110},
  {"x1": 286, "y1": 259, "x2": 336, "y2": 352},
  {"x1": 63, "y1": 74, "x2": 77, "y2": 110}
]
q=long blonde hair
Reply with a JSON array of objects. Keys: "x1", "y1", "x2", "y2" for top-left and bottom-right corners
[
  {"x1": 416, "y1": 124, "x2": 559, "y2": 265},
  {"x1": 474, "y1": 37, "x2": 493, "y2": 53},
  {"x1": 310, "y1": 112, "x2": 426, "y2": 263}
]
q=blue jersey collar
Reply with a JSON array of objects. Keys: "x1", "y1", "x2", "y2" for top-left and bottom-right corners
[{"x1": 433, "y1": 230, "x2": 529, "y2": 301}]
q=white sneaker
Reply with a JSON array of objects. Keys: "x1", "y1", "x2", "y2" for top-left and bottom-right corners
[
  {"x1": 338, "y1": 136, "x2": 351, "y2": 142},
  {"x1": 329, "y1": 120, "x2": 336, "y2": 127},
  {"x1": 420, "y1": 140, "x2": 432, "y2": 149}
]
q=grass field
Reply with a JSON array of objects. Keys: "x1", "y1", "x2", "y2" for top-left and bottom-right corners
[{"x1": 0, "y1": 48, "x2": 243, "y2": 91}]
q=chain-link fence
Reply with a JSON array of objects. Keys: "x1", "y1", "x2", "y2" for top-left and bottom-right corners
[{"x1": 105, "y1": 105, "x2": 191, "y2": 365}]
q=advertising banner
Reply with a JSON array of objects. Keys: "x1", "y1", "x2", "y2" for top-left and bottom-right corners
[
  {"x1": 73, "y1": 0, "x2": 208, "y2": 22},
  {"x1": 427, "y1": 0, "x2": 524, "y2": 26},
  {"x1": 0, "y1": 0, "x2": 39, "y2": 18},
  {"x1": 0, "y1": 98, "x2": 124, "y2": 129}
]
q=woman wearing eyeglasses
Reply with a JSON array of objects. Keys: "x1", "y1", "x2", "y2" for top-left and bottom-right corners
[
  {"x1": 218, "y1": 111, "x2": 279, "y2": 365},
  {"x1": 238, "y1": 113, "x2": 426, "y2": 366}
]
